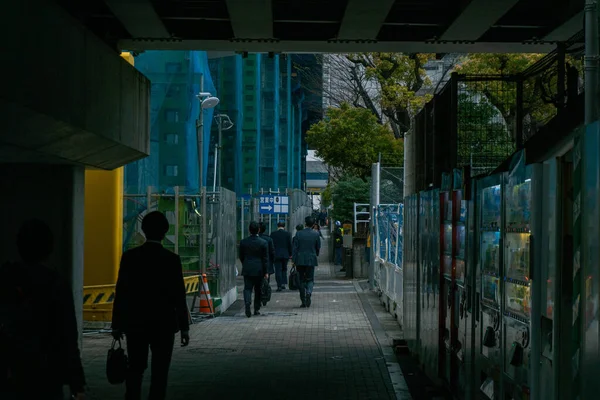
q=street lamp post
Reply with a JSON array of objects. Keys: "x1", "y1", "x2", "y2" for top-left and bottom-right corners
[
  {"x1": 212, "y1": 114, "x2": 234, "y2": 193},
  {"x1": 196, "y1": 76, "x2": 219, "y2": 275}
]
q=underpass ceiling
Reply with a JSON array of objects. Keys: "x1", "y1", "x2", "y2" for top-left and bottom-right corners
[{"x1": 55, "y1": 0, "x2": 584, "y2": 53}]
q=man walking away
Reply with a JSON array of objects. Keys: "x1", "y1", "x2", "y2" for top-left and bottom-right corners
[
  {"x1": 333, "y1": 221, "x2": 343, "y2": 267},
  {"x1": 239, "y1": 221, "x2": 269, "y2": 317},
  {"x1": 292, "y1": 216, "x2": 321, "y2": 308},
  {"x1": 258, "y1": 222, "x2": 275, "y2": 281},
  {"x1": 270, "y1": 221, "x2": 292, "y2": 292},
  {"x1": 112, "y1": 211, "x2": 190, "y2": 400},
  {"x1": 0, "y1": 219, "x2": 86, "y2": 400}
]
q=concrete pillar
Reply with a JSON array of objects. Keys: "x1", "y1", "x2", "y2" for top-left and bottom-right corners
[{"x1": 0, "y1": 164, "x2": 85, "y2": 340}]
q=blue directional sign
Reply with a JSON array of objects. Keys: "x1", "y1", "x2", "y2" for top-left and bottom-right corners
[{"x1": 259, "y1": 195, "x2": 289, "y2": 214}]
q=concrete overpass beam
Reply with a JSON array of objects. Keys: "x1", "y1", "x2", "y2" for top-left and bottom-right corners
[
  {"x1": 104, "y1": 0, "x2": 169, "y2": 38},
  {"x1": 226, "y1": 0, "x2": 273, "y2": 39},
  {"x1": 1, "y1": 0, "x2": 150, "y2": 169},
  {"x1": 441, "y1": 0, "x2": 519, "y2": 41},
  {"x1": 338, "y1": 0, "x2": 395, "y2": 40},
  {"x1": 545, "y1": 11, "x2": 584, "y2": 41}
]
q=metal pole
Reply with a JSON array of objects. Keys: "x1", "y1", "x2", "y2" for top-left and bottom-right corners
[
  {"x1": 218, "y1": 115, "x2": 223, "y2": 189},
  {"x1": 240, "y1": 198, "x2": 245, "y2": 240},
  {"x1": 174, "y1": 186, "x2": 179, "y2": 254},
  {"x1": 369, "y1": 162, "x2": 381, "y2": 290},
  {"x1": 146, "y1": 186, "x2": 152, "y2": 214},
  {"x1": 198, "y1": 75, "x2": 208, "y2": 275},
  {"x1": 585, "y1": 0, "x2": 599, "y2": 125}
]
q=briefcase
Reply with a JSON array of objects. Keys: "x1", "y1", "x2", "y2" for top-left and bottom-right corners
[
  {"x1": 288, "y1": 266, "x2": 298, "y2": 290},
  {"x1": 106, "y1": 339, "x2": 128, "y2": 385},
  {"x1": 261, "y1": 278, "x2": 272, "y2": 306}
]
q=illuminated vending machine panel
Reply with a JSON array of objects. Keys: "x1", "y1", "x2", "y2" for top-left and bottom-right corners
[
  {"x1": 479, "y1": 181, "x2": 502, "y2": 400},
  {"x1": 503, "y1": 164, "x2": 532, "y2": 399}
]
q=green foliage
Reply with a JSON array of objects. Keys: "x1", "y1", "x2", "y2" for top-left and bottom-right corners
[
  {"x1": 457, "y1": 92, "x2": 514, "y2": 169},
  {"x1": 330, "y1": 175, "x2": 371, "y2": 223},
  {"x1": 306, "y1": 103, "x2": 404, "y2": 179},
  {"x1": 321, "y1": 185, "x2": 332, "y2": 208},
  {"x1": 347, "y1": 53, "x2": 436, "y2": 138}
]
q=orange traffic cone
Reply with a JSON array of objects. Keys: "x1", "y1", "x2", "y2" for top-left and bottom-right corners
[{"x1": 199, "y1": 273, "x2": 214, "y2": 315}]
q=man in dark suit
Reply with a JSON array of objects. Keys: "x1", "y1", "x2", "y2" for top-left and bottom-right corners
[
  {"x1": 239, "y1": 221, "x2": 269, "y2": 318},
  {"x1": 270, "y1": 221, "x2": 292, "y2": 292},
  {"x1": 292, "y1": 216, "x2": 321, "y2": 308},
  {"x1": 258, "y1": 222, "x2": 275, "y2": 281},
  {"x1": 112, "y1": 211, "x2": 189, "y2": 400}
]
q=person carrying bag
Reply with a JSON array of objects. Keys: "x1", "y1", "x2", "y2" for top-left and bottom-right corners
[{"x1": 106, "y1": 338, "x2": 128, "y2": 385}]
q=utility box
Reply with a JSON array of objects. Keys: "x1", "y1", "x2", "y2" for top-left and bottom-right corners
[{"x1": 343, "y1": 222, "x2": 353, "y2": 248}]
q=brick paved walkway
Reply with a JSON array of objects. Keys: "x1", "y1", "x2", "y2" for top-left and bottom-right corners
[{"x1": 81, "y1": 230, "x2": 399, "y2": 399}]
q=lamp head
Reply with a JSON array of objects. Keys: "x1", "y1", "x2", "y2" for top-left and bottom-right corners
[{"x1": 201, "y1": 96, "x2": 220, "y2": 109}]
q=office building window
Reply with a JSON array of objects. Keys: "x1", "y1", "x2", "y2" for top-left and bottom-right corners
[
  {"x1": 165, "y1": 109, "x2": 180, "y2": 123},
  {"x1": 165, "y1": 62, "x2": 182, "y2": 73},
  {"x1": 245, "y1": 95, "x2": 254, "y2": 101},
  {"x1": 165, "y1": 165, "x2": 179, "y2": 177},
  {"x1": 167, "y1": 85, "x2": 183, "y2": 98},
  {"x1": 165, "y1": 133, "x2": 178, "y2": 144}
]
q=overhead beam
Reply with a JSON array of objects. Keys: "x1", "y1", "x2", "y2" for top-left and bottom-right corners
[
  {"x1": 104, "y1": 0, "x2": 169, "y2": 38},
  {"x1": 544, "y1": 11, "x2": 584, "y2": 41},
  {"x1": 338, "y1": 0, "x2": 395, "y2": 40},
  {"x1": 226, "y1": 0, "x2": 273, "y2": 39},
  {"x1": 441, "y1": 0, "x2": 519, "y2": 41},
  {"x1": 119, "y1": 38, "x2": 555, "y2": 54}
]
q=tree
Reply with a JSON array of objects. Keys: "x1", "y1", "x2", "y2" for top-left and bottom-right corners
[
  {"x1": 306, "y1": 103, "x2": 404, "y2": 180},
  {"x1": 298, "y1": 53, "x2": 442, "y2": 139},
  {"x1": 329, "y1": 175, "x2": 371, "y2": 223}
]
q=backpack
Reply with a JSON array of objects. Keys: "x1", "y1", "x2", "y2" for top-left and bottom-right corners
[{"x1": 0, "y1": 262, "x2": 50, "y2": 384}]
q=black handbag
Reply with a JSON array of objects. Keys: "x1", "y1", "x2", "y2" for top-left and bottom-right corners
[
  {"x1": 288, "y1": 266, "x2": 298, "y2": 290},
  {"x1": 261, "y1": 278, "x2": 272, "y2": 306},
  {"x1": 106, "y1": 339, "x2": 128, "y2": 385}
]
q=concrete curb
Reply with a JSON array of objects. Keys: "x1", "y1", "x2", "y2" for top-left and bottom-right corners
[{"x1": 354, "y1": 280, "x2": 413, "y2": 400}]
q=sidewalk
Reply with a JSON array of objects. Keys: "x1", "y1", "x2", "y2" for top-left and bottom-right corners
[{"x1": 81, "y1": 229, "x2": 407, "y2": 399}]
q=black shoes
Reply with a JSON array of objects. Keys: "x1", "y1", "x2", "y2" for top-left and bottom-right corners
[
  {"x1": 254, "y1": 310, "x2": 261, "y2": 316},
  {"x1": 300, "y1": 303, "x2": 307, "y2": 308},
  {"x1": 245, "y1": 305, "x2": 251, "y2": 318},
  {"x1": 306, "y1": 294, "x2": 312, "y2": 308},
  {"x1": 276, "y1": 288, "x2": 282, "y2": 292}
]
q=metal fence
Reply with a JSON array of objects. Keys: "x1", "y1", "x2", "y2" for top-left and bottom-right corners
[
  {"x1": 237, "y1": 188, "x2": 314, "y2": 238},
  {"x1": 374, "y1": 204, "x2": 403, "y2": 267},
  {"x1": 122, "y1": 186, "x2": 238, "y2": 303}
]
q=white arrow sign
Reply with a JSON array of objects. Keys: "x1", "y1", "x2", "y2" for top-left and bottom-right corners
[{"x1": 260, "y1": 205, "x2": 273, "y2": 211}]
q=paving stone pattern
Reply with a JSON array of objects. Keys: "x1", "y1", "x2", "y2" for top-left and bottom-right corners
[{"x1": 81, "y1": 231, "x2": 396, "y2": 399}]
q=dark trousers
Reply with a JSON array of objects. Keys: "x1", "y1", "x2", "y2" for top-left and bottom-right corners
[
  {"x1": 274, "y1": 257, "x2": 289, "y2": 288},
  {"x1": 126, "y1": 332, "x2": 175, "y2": 400},
  {"x1": 296, "y1": 265, "x2": 315, "y2": 304},
  {"x1": 243, "y1": 276, "x2": 262, "y2": 311},
  {"x1": 0, "y1": 383, "x2": 63, "y2": 400},
  {"x1": 335, "y1": 247, "x2": 342, "y2": 265}
]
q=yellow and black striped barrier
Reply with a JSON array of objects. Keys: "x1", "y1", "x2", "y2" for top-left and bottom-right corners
[{"x1": 83, "y1": 275, "x2": 200, "y2": 322}]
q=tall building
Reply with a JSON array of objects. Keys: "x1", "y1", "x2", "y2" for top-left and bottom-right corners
[
  {"x1": 208, "y1": 53, "x2": 322, "y2": 195},
  {"x1": 124, "y1": 51, "x2": 322, "y2": 197},
  {"x1": 124, "y1": 51, "x2": 216, "y2": 194}
]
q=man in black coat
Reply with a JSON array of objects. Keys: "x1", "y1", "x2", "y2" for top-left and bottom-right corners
[
  {"x1": 270, "y1": 221, "x2": 292, "y2": 292},
  {"x1": 0, "y1": 219, "x2": 86, "y2": 400},
  {"x1": 239, "y1": 221, "x2": 269, "y2": 318},
  {"x1": 112, "y1": 211, "x2": 190, "y2": 400},
  {"x1": 258, "y1": 222, "x2": 275, "y2": 280},
  {"x1": 292, "y1": 216, "x2": 321, "y2": 308}
]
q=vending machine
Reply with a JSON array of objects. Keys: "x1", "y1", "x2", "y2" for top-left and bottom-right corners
[
  {"x1": 439, "y1": 173, "x2": 455, "y2": 388},
  {"x1": 476, "y1": 173, "x2": 503, "y2": 399},
  {"x1": 452, "y1": 169, "x2": 470, "y2": 399},
  {"x1": 502, "y1": 153, "x2": 533, "y2": 399}
]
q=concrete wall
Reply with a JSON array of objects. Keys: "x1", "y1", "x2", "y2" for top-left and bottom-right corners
[
  {"x1": 0, "y1": 0, "x2": 150, "y2": 169},
  {"x1": 0, "y1": 164, "x2": 85, "y2": 339}
]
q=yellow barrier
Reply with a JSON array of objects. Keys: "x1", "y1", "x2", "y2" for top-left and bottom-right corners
[{"x1": 83, "y1": 275, "x2": 200, "y2": 322}]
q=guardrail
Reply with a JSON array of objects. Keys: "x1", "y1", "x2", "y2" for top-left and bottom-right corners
[{"x1": 83, "y1": 275, "x2": 200, "y2": 322}]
